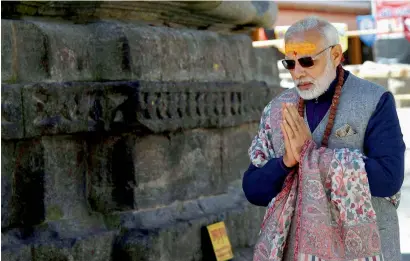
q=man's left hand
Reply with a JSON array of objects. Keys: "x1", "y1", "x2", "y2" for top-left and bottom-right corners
[{"x1": 282, "y1": 103, "x2": 312, "y2": 162}]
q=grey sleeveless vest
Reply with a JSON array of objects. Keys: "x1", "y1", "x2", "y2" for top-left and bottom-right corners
[{"x1": 283, "y1": 73, "x2": 401, "y2": 261}]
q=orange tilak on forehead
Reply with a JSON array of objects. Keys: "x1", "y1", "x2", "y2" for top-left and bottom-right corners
[{"x1": 285, "y1": 42, "x2": 317, "y2": 57}]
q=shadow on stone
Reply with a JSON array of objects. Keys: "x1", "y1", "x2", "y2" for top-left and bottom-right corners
[
  {"x1": 13, "y1": 140, "x2": 45, "y2": 230},
  {"x1": 112, "y1": 138, "x2": 135, "y2": 210},
  {"x1": 201, "y1": 226, "x2": 217, "y2": 261}
]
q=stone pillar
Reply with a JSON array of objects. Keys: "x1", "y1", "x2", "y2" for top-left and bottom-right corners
[{"x1": 1, "y1": 1, "x2": 282, "y2": 260}]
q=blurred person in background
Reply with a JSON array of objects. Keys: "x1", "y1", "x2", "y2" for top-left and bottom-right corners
[{"x1": 243, "y1": 16, "x2": 405, "y2": 261}]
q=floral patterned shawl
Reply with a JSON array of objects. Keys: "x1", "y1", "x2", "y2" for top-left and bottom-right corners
[{"x1": 249, "y1": 90, "x2": 400, "y2": 261}]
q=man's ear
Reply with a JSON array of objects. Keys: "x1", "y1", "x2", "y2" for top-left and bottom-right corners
[{"x1": 331, "y1": 44, "x2": 343, "y2": 67}]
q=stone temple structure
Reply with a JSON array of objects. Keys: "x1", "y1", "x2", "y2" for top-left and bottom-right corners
[{"x1": 1, "y1": 1, "x2": 282, "y2": 260}]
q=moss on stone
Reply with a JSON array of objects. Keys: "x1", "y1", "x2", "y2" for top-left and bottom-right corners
[
  {"x1": 4, "y1": 74, "x2": 18, "y2": 84},
  {"x1": 46, "y1": 205, "x2": 64, "y2": 221},
  {"x1": 16, "y1": 4, "x2": 38, "y2": 16}
]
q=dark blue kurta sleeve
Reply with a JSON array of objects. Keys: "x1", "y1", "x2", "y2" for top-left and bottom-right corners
[
  {"x1": 363, "y1": 92, "x2": 406, "y2": 197},
  {"x1": 242, "y1": 157, "x2": 293, "y2": 206}
]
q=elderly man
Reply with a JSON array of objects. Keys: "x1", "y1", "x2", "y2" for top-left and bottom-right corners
[{"x1": 243, "y1": 17, "x2": 405, "y2": 261}]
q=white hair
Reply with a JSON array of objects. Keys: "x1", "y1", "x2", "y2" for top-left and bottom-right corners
[{"x1": 284, "y1": 16, "x2": 340, "y2": 47}]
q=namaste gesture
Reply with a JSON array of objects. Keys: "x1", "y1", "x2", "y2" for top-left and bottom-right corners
[{"x1": 280, "y1": 103, "x2": 312, "y2": 167}]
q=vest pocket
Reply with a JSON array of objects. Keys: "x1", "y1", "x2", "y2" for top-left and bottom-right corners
[{"x1": 329, "y1": 133, "x2": 361, "y2": 150}]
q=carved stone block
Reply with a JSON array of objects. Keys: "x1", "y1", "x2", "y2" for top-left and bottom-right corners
[
  {"x1": 1, "y1": 84, "x2": 24, "y2": 140},
  {"x1": 22, "y1": 82, "x2": 104, "y2": 138},
  {"x1": 20, "y1": 80, "x2": 276, "y2": 137},
  {"x1": 136, "y1": 81, "x2": 275, "y2": 132}
]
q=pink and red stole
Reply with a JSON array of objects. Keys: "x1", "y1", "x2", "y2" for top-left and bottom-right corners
[{"x1": 249, "y1": 90, "x2": 400, "y2": 261}]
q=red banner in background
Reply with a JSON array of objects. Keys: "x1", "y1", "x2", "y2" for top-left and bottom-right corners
[
  {"x1": 375, "y1": 0, "x2": 410, "y2": 19},
  {"x1": 374, "y1": 0, "x2": 410, "y2": 39},
  {"x1": 404, "y1": 16, "x2": 410, "y2": 42}
]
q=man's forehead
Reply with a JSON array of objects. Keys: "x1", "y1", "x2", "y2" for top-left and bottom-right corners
[{"x1": 285, "y1": 42, "x2": 318, "y2": 57}]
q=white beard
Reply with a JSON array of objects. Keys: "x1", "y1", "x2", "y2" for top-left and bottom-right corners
[{"x1": 294, "y1": 58, "x2": 336, "y2": 100}]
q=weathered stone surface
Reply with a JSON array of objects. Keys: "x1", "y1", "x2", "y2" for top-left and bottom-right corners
[
  {"x1": 1, "y1": 85, "x2": 23, "y2": 140},
  {"x1": 89, "y1": 22, "x2": 132, "y2": 81},
  {"x1": 1, "y1": 243, "x2": 32, "y2": 261},
  {"x1": 131, "y1": 129, "x2": 221, "y2": 209},
  {"x1": 1, "y1": 139, "x2": 46, "y2": 229},
  {"x1": 222, "y1": 123, "x2": 258, "y2": 186},
  {"x1": 2, "y1": 84, "x2": 24, "y2": 140},
  {"x1": 1, "y1": 141, "x2": 16, "y2": 228},
  {"x1": 114, "y1": 203, "x2": 264, "y2": 261},
  {"x1": 1, "y1": 19, "x2": 48, "y2": 84},
  {"x1": 32, "y1": 231, "x2": 116, "y2": 261},
  {"x1": 42, "y1": 136, "x2": 89, "y2": 221},
  {"x1": 19, "y1": 80, "x2": 274, "y2": 137},
  {"x1": 31, "y1": 21, "x2": 96, "y2": 82},
  {"x1": 2, "y1": 139, "x2": 47, "y2": 229},
  {"x1": 22, "y1": 82, "x2": 105, "y2": 138},
  {"x1": 105, "y1": 185, "x2": 246, "y2": 230},
  {"x1": 72, "y1": 231, "x2": 116, "y2": 261},
  {"x1": 1, "y1": 19, "x2": 281, "y2": 84},
  {"x1": 87, "y1": 134, "x2": 135, "y2": 213},
  {"x1": 224, "y1": 205, "x2": 265, "y2": 249},
  {"x1": 252, "y1": 47, "x2": 281, "y2": 86},
  {"x1": 2, "y1": 1, "x2": 278, "y2": 32},
  {"x1": 135, "y1": 81, "x2": 274, "y2": 133},
  {"x1": 13, "y1": 140, "x2": 45, "y2": 227},
  {"x1": 122, "y1": 25, "x2": 228, "y2": 82},
  {"x1": 232, "y1": 247, "x2": 255, "y2": 261}
]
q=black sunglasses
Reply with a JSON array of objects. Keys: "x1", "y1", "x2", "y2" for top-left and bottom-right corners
[{"x1": 281, "y1": 45, "x2": 335, "y2": 70}]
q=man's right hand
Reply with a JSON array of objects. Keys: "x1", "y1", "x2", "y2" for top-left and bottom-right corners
[{"x1": 281, "y1": 103, "x2": 298, "y2": 168}]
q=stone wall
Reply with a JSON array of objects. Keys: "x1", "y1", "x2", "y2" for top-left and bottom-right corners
[{"x1": 1, "y1": 3, "x2": 282, "y2": 260}]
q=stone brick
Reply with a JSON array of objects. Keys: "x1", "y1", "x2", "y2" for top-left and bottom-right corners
[
  {"x1": 1, "y1": 141, "x2": 16, "y2": 228},
  {"x1": 1, "y1": 139, "x2": 46, "y2": 229},
  {"x1": 224, "y1": 204, "x2": 265, "y2": 249},
  {"x1": 1, "y1": 244, "x2": 32, "y2": 261},
  {"x1": 121, "y1": 25, "x2": 246, "y2": 82},
  {"x1": 114, "y1": 203, "x2": 265, "y2": 261},
  {"x1": 87, "y1": 134, "x2": 135, "y2": 213},
  {"x1": 222, "y1": 123, "x2": 258, "y2": 186},
  {"x1": 13, "y1": 139, "x2": 45, "y2": 227},
  {"x1": 106, "y1": 187, "x2": 247, "y2": 230},
  {"x1": 131, "y1": 129, "x2": 222, "y2": 209},
  {"x1": 32, "y1": 231, "x2": 115, "y2": 261},
  {"x1": 2, "y1": 84, "x2": 24, "y2": 140},
  {"x1": 19, "y1": 80, "x2": 270, "y2": 138},
  {"x1": 1, "y1": 19, "x2": 281, "y2": 84},
  {"x1": 2, "y1": 1, "x2": 279, "y2": 31},
  {"x1": 22, "y1": 82, "x2": 105, "y2": 138},
  {"x1": 73, "y1": 231, "x2": 116, "y2": 261},
  {"x1": 42, "y1": 136, "x2": 89, "y2": 221},
  {"x1": 251, "y1": 47, "x2": 281, "y2": 86},
  {"x1": 1, "y1": 19, "x2": 48, "y2": 83},
  {"x1": 220, "y1": 34, "x2": 250, "y2": 82},
  {"x1": 30, "y1": 21, "x2": 96, "y2": 82},
  {"x1": 89, "y1": 22, "x2": 132, "y2": 81}
]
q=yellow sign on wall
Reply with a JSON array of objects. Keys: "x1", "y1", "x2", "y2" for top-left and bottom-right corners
[
  {"x1": 207, "y1": 221, "x2": 234, "y2": 261},
  {"x1": 274, "y1": 23, "x2": 348, "y2": 54}
]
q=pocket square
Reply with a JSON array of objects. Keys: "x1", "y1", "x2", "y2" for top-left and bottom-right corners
[{"x1": 335, "y1": 124, "x2": 357, "y2": 138}]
